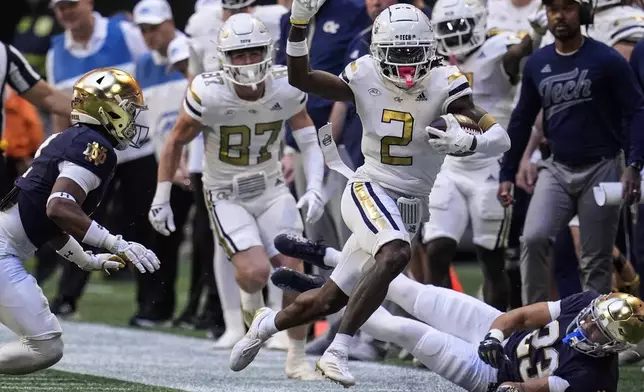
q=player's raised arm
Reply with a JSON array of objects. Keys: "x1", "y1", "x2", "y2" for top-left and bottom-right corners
[
  {"x1": 149, "y1": 78, "x2": 205, "y2": 236},
  {"x1": 285, "y1": 0, "x2": 354, "y2": 102}
]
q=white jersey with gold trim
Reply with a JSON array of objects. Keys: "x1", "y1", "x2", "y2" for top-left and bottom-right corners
[
  {"x1": 486, "y1": 0, "x2": 542, "y2": 36},
  {"x1": 186, "y1": 4, "x2": 287, "y2": 74},
  {"x1": 183, "y1": 65, "x2": 307, "y2": 188},
  {"x1": 589, "y1": 6, "x2": 644, "y2": 46},
  {"x1": 443, "y1": 32, "x2": 521, "y2": 171},
  {"x1": 341, "y1": 55, "x2": 473, "y2": 196},
  {"x1": 541, "y1": 5, "x2": 644, "y2": 47}
]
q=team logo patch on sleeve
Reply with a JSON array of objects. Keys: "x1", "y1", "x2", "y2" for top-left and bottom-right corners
[{"x1": 83, "y1": 142, "x2": 108, "y2": 166}]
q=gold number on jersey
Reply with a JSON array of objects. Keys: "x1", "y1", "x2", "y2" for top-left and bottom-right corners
[
  {"x1": 219, "y1": 120, "x2": 284, "y2": 166},
  {"x1": 516, "y1": 320, "x2": 560, "y2": 380},
  {"x1": 220, "y1": 126, "x2": 252, "y2": 165},
  {"x1": 256, "y1": 120, "x2": 283, "y2": 163},
  {"x1": 380, "y1": 109, "x2": 414, "y2": 166}
]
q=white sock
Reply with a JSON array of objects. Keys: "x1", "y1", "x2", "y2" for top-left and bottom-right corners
[
  {"x1": 327, "y1": 333, "x2": 353, "y2": 356},
  {"x1": 324, "y1": 247, "x2": 342, "y2": 267},
  {"x1": 287, "y1": 338, "x2": 307, "y2": 357},
  {"x1": 258, "y1": 310, "x2": 279, "y2": 337},
  {"x1": 266, "y1": 279, "x2": 283, "y2": 310},
  {"x1": 240, "y1": 289, "x2": 265, "y2": 314},
  {"x1": 214, "y1": 246, "x2": 244, "y2": 334}
]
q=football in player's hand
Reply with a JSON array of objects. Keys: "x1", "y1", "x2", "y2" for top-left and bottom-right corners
[
  {"x1": 428, "y1": 114, "x2": 483, "y2": 138},
  {"x1": 428, "y1": 114, "x2": 482, "y2": 157}
]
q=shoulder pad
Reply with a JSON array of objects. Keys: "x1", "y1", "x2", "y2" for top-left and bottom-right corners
[
  {"x1": 340, "y1": 55, "x2": 370, "y2": 84},
  {"x1": 64, "y1": 128, "x2": 117, "y2": 175}
]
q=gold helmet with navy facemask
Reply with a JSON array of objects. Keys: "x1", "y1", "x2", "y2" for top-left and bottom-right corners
[
  {"x1": 563, "y1": 293, "x2": 644, "y2": 357},
  {"x1": 71, "y1": 67, "x2": 149, "y2": 151}
]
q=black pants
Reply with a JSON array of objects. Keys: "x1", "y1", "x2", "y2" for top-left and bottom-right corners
[
  {"x1": 135, "y1": 184, "x2": 193, "y2": 320},
  {"x1": 53, "y1": 154, "x2": 159, "y2": 304},
  {"x1": 178, "y1": 173, "x2": 223, "y2": 322}
]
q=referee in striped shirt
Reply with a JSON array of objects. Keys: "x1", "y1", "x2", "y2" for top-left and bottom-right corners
[{"x1": 0, "y1": 41, "x2": 72, "y2": 196}]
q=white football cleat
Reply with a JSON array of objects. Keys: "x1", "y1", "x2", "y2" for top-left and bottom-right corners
[
  {"x1": 316, "y1": 348, "x2": 355, "y2": 387},
  {"x1": 229, "y1": 307, "x2": 274, "y2": 371},
  {"x1": 265, "y1": 330, "x2": 289, "y2": 351},
  {"x1": 212, "y1": 328, "x2": 245, "y2": 350},
  {"x1": 285, "y1": 351, "x2": 325, "y2": 380}
]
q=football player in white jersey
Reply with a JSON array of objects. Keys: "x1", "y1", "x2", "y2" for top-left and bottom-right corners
[
  {"x1": 418, "y1": 0, "x2": 534, "y2": 311},
  {"x1": 149, "y1": 13, "x2": 324, "y2": 380},
  {"x1": 229, "y1": 3, "x2": 511, "y2": 386},
  {"x1": 185, "y1": 0, "x2": 287, "y2": 76}
]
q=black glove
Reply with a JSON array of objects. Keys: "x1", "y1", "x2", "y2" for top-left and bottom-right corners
[{"x1": 478, "y1": 331, "x2": 507, "y2": 368}]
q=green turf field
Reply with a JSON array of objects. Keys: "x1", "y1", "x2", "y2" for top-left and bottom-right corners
[{"x1": 5, "y1": 260, "x2": 640, "y2": 391}]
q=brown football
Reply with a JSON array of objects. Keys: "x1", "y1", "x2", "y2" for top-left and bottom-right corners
[{"x1": 428, "y1": 114, "x2": 482, "y2": 157}]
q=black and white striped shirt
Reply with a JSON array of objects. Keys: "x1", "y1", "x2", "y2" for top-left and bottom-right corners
[{"x1": 0, "y1": 41, "x2": 41, "y2": 137}]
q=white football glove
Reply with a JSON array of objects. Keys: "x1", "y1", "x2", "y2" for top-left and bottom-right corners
[
  {"x1": 290, "y1": 0, "x2": 327, "y2": 27},
  {"x1": 148, "y1": 202, "x2": 176, "y2": 236},
  {"x1": 296, "y1": 189, "x2": 325, "y2": 224},
  {"x1": 108, "y1": 237, "x2": 161, "y2": 274},
  {"x1": 77, "y1": 252, "x2": 125, "y2": 272},
  {"x1": 426, "y1": 114, "x2": 475, "y2": 155},
  {"x1": 528, "y1": 8, "x2": 548, "y2": 36}
]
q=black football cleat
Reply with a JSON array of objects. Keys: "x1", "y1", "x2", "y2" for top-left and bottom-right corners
[
  {"x1": 273, "y1": 233, "x2": 331, "y2": 270},
  {"x1": 271, "y1": 267, "x2": 327, "y2": 293}
]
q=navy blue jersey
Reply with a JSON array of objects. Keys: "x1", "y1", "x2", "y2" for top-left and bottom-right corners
[
  {"x1": 15, "y1": 125, "x2": 117, "y2": 248},
  {"x1": 630, "y1": 39, "x2": 644, "y2": 87},
  {"x1": 500, "y1": 39, "x2": 644, "y2": 182},
  {"x1": 497, "y1": 291, "x2": 618, "y2": 392}
]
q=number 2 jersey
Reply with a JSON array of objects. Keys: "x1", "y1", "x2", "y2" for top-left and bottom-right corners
[
  {"x1": 183, "y1": 66, "x2": 307, "y2": 189},
  {"x1": 340, "y1": 55, "x2": 473, "y2": 196},
  {"x1": 497, "y1": 291, "x2": 618, "y2": 392}
]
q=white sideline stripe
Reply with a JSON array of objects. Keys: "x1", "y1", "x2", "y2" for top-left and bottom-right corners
[{"x1": 0, "y1": 321, "x2": 463, "y2": 392}]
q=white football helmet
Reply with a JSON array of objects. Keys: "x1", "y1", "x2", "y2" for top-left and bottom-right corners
[
  {"x1": 431, "y1": 0, "x2": 487, "y2": 58},
  {"x1": 217, "y1": 13, "x2": 273, "y2": 86},
  {"x1": 222, "y1": 0, "x2": 256, "y2": 10},
  {"x1": 370, "y1": 4, "x2": 438, "y2": 89}
]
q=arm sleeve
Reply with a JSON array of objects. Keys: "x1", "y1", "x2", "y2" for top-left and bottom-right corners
[
  {"x1": 608, "y1": 50, "x2": 644, "y2": 165},
  {"x1": 547, "y1": 300, "x2": 562, "y2": 320},
  {"x1": 119, "y1": 20, "x2": 150, "y2": 62},
  {"x1": 5, "y1": 44, "x2": 41, "y2": 94},
  {"x1": 499, "y1": 62, "x2": 542, "y2": 183},
  {"x1": 440, "y1": 66, "x2": 474, "y2": 113},
  {"x1": 57, "y1": 161, "x2": 102, "y2": 194},
  {"x1": 547, "y1": 376, "x2": 571, "y2": 392}
]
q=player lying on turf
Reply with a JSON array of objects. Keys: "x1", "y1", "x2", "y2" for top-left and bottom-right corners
[
  {"x1": 229, "y1": 2, "x2": 511, "y2": 386},
  {"x1": 0, "y1": 68, "x2": 160, "y2": 375},
  {"x1": 268, "y1": 234, "x2": 644, "y2": 392}
]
